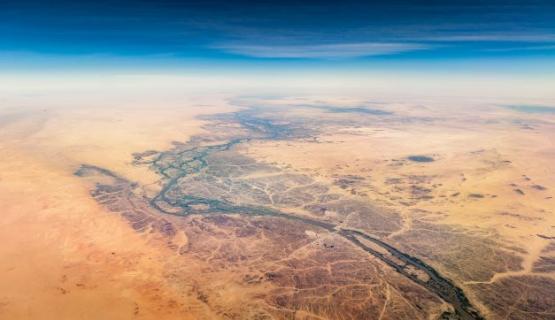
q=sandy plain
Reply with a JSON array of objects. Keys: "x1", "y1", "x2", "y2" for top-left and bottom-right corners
[
  {"x1": 0, "y1": 94, "x2": 234, "y2": 319},
  {"x1": 0, "y1": 89, "x2": 554, "y2": 319}
]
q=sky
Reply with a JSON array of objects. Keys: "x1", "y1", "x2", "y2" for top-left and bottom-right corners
[{"x1": 1, "y1": 0, "x2": 555, "y2": 75}]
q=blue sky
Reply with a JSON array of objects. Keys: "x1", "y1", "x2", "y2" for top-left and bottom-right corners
[{"x1": 2, "y1": 0, "x2": 555, "y2": 73}]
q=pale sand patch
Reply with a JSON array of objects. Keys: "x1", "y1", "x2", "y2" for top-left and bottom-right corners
[{"x1": 0, "y1": 148, "x2": 196, "y2": 319}]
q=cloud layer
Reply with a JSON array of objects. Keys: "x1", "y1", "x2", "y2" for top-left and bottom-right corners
[{"x1": 218, "y1": 42, "x2": 429, "y2": 59}]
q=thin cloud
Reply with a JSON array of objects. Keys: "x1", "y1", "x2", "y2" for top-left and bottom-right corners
[
  {"x1": 485, "y1": 45, "x2": 555, "y2": 52},
  {"x1": 420, "y1": 33, "x2": 555, "y2": 42},
  {"x1": 217, "y1": 42, "x2": 430, "y2": 59}
]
